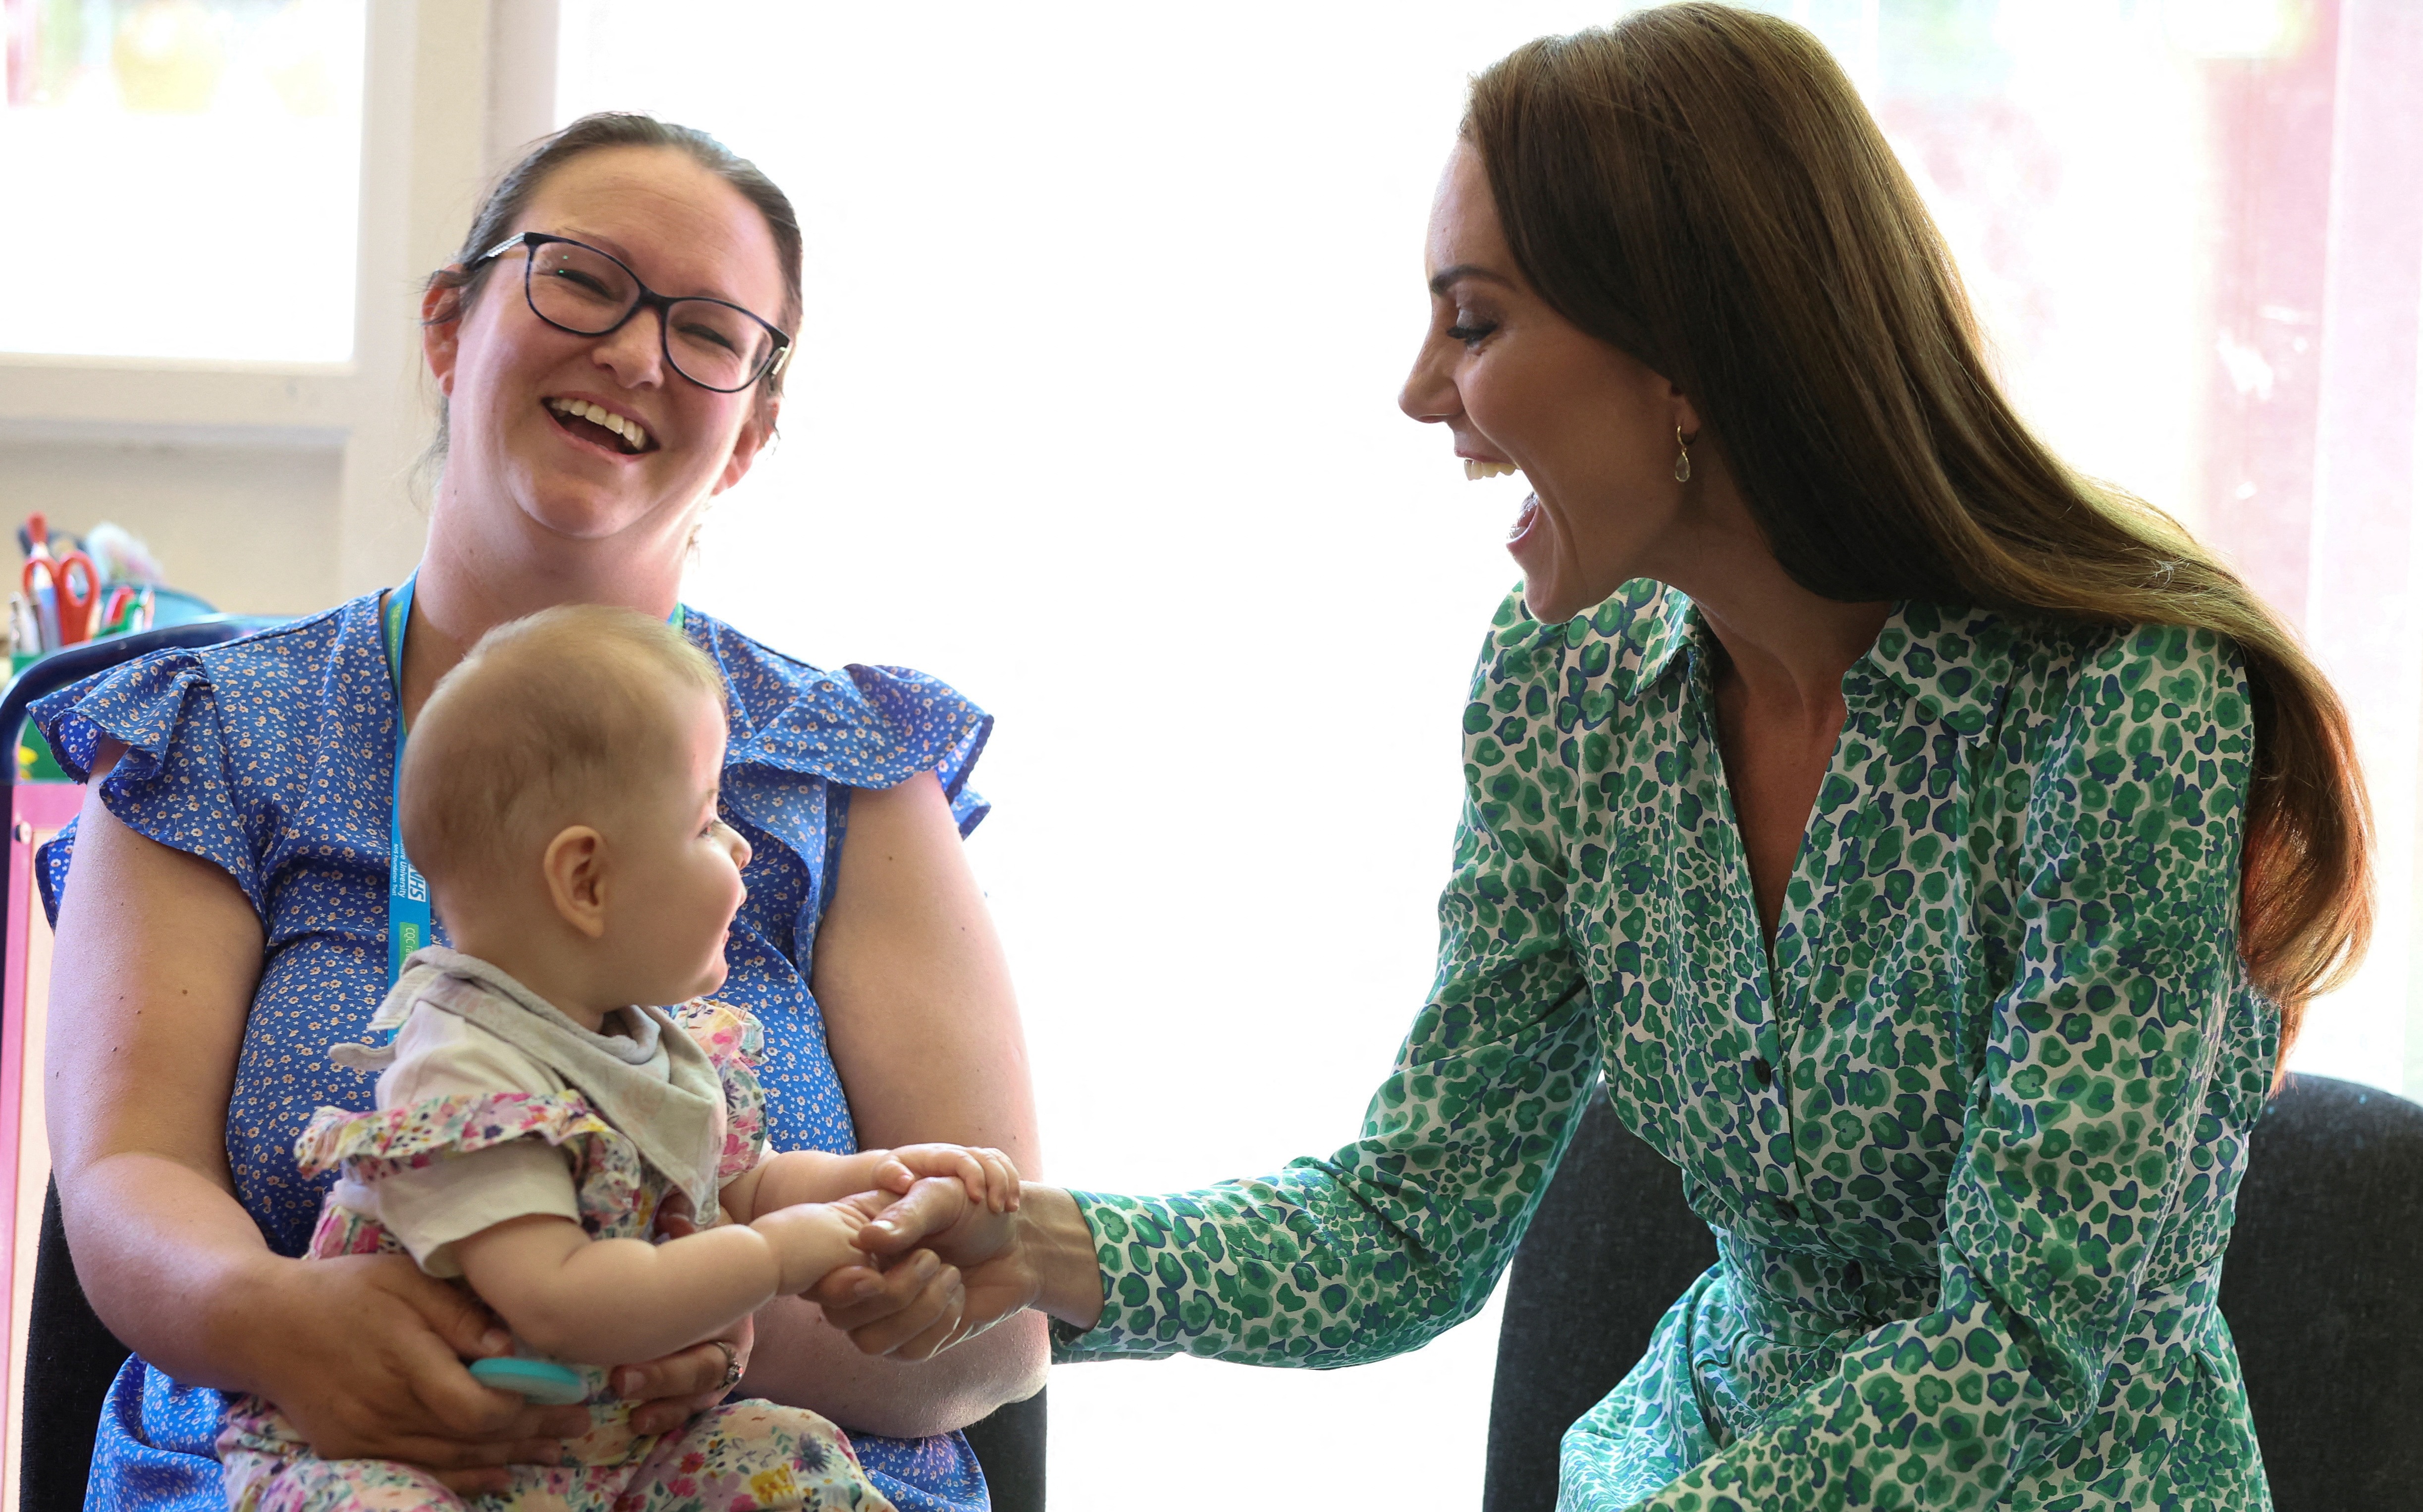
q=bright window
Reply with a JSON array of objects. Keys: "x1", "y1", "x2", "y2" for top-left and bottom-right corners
[{"x1": 0, "y1": 0, "x2": 366, "y2": 363}]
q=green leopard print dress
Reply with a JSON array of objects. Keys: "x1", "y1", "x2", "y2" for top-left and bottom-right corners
[{"x1": 1056, "y1": 582, "x2": 2274, "y2": 1510}]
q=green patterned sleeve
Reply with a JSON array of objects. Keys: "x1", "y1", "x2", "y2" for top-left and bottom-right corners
[
  {"x1": 1054, "y1": 606, "x2": 1602, "y2": 1366},
  {"x1": 1634, "y1": 625, "x2": 2262, "y2": 1509}
]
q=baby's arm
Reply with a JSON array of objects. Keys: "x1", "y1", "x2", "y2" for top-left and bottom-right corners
[
  {"x1": 722, "y1": 1143, "x2": 1021, "y2": 1226},
  {"x1": 452, "y1": 1200, "x2": 871, "y2": 1366}
]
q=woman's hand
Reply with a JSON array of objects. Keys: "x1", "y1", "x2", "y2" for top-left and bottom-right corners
[
  {"x1": 249, "y1": 1254, "x2": 589, "y2": 1497},
  {"x1": 810, "y1": 1180, "x2": 1101, "y2": 1358},
  {"x1": 721, "y1": 768, "x2": 1046, "y2": 1417}
]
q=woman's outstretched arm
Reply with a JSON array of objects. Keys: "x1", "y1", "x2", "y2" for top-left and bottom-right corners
[
  {"x1": 736, "y1": 771, "x2": 1050, "y2": 1437},
  {"x1": 832, "y1": 612, "x2": 1604, "y2": 1365},
  {"x1": 44, "y1": 756, "x2": 589, "y2": 1492},
  {"x1": 841, "y1": 793, "x2": 1604, "y2": 1366}
]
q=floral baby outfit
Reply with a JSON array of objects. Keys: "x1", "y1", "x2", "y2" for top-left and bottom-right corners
[{"x1": 216, "y1": 947, "x2": 892, "y2": 1512}]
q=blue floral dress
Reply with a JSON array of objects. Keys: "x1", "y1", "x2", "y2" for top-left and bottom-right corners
[{"x1": 34, "y1": 590, "x2": 995, "y2": 1512}]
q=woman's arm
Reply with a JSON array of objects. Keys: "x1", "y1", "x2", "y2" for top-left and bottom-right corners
[
  {"x1": 828, "y1": 614, "x2": 1604, "y2": 1367},
  {"x1": 738, "y1": 770, "x2": 1049, "y2": 1436},
  {"x1": 44, "y1": 757, "x2": 588, "y2": 1489},
  {"x1": 835, "y1": 797, "x2": 1604, "y2": 1365}
]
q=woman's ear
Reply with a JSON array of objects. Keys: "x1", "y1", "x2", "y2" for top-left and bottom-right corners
[
  {"x1": 422, "y1": 273, "x2": 466, "y2": 398},
  {"x1": 713, "y1": 398, "x2": 778, "y2": 496},
  {"x1": 541, "y1": 825, "x2": 610, "y2": 938},
  {"x1": 1671, "y1": 385, "x2": 1703, "y2": 441}
]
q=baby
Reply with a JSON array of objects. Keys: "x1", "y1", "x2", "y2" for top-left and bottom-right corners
[{"x1": 217, "y1": 605, "x2": 1014, "y2": 1511}]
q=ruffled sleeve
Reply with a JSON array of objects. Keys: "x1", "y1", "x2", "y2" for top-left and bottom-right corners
[
  {"x1": 687, "y1": 613, "x2": 993, "y2": 956},
  {"x1": 31, "y1": 648, "x2": 270, "y2": 921},
  {"x1": 724, "y1": 664, "x2": 990, "y2": 830}
]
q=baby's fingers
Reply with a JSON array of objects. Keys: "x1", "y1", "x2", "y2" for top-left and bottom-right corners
[
  {"x1": 873, "y1": 1156, "x2": 916, "y2": 1194},
  {"x1": 892, "y1": 1142, "x2": 989, "y2": 1203},
  {"x1": 974, "y1": 1148, "x2": 1021, "y2": 1211},
  {"x1": 940, "y1": 1153, "x2": 988, "y2": 1197}
]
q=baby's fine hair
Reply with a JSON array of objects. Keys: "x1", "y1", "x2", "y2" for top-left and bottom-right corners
[{"x1": 399, "y1": 605, "x2": 725, "y2": 902}]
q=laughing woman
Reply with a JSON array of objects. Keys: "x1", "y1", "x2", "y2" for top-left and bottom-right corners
[
  {"x1": 36, "y1": 115, "x2": 1043, "y2": 1510},
  {"x1": 835, "y1": 7, "x2": 2367, "y2": 1508}
]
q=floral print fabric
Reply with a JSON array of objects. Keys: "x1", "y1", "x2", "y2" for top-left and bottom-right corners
[
  {"x1": 222, "y1": 1400, "x2": 891, "y2": 1512},
  {"x1": 218, "y1": 1002, "x2": 893, "y2": 1511},
  {"x1": 32, "y1": 592, "x2": 993, "y2": 1512},
  {"x1": 1058, "y1": 583, "x2": 2274, "y2": 1510}
]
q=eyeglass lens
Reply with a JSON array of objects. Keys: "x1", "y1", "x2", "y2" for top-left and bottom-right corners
[{"x1": 526, "y1": 240, "x2": 778, "y2": 391}]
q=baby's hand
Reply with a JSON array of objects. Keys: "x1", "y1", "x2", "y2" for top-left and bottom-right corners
[
  {"x1": 871, "y1": 1144, "x2": 1022, "y2": 1214},
  {"x1": 753, "y1": 1198, "x2": 880, "y2": 1295}
]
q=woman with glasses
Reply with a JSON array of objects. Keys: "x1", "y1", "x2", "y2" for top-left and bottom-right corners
[
  {"x1": 826, "y1": 9, "x2": 2368, "y2": 1509},
  {"x1": 33, "y1": 114, "x2": 1043, "y2": 1511}
]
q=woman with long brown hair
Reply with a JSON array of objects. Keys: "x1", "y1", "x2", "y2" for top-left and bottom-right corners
[{"x1": 826, "y1": 6, "x2": 2367, "y2": 1505}]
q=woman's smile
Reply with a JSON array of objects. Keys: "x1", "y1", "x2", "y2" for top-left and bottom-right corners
[
  {"x1": 1403, "y1": 144, "x2": 1700, "y2": 625},
  {"x1": 543, "y1": 394, "x2": 657, "y2": 457}
]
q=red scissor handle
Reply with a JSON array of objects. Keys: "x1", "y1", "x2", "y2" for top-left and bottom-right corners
[{"x1": 25, "y1": 551, "x2": 102, "y2": 645}]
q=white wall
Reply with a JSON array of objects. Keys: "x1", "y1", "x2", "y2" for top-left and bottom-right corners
[{"x1": 0, "y1": 431, "x2": 343, "y2": 617}]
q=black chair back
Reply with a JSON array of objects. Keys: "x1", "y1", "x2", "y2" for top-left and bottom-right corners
[
  {"x1": 1483, "y1": 1075, "x2": 2423, "y2": 1512},
  {"x1": 2215, "y1": 1073, "x2": 2423, "y2": 1509},
  {"x1": 1480, "y1": 1090, "x2": 1716, "y2": 1512},
  {"x1": 2, "y1": 621, "x2": 266, "y2": 1512}
]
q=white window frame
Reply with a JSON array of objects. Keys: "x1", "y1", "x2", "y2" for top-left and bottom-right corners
[{"x1": 0, "y1": 0, "x2": 562, "y2": 599}]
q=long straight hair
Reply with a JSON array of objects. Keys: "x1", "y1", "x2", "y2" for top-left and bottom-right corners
[{"x1": 1464, "y1": 4, "x2": 2369, "y2": 1068}]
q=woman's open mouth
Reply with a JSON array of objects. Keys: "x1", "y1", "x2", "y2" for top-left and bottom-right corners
[{"x1": 545, "y1": 397, "x2": 654, "y2": 456}]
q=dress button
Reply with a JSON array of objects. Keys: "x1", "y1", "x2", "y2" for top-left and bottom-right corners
[
  {"x1": 1772, "y1": 1197, "x2": 1798, "y2": 1221},
  {"x1": 1749, "y1": 1056, "x2": 1774, "y2": 1088}
]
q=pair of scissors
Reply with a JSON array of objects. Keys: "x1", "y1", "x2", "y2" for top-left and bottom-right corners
[{"x1": 24, "y1": 550, "x2": 101, "y2": 647}]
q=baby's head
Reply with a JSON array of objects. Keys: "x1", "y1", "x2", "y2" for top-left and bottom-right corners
[{"x1": 401, "y1": 605, "x2": 750, "y2": 1011}]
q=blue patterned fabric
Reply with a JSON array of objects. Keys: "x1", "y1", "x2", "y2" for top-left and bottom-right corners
[{"x1": 33, "y1": 590, "x2": 995, "y2": 1512}]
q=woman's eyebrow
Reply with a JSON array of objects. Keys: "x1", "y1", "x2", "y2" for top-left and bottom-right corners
[
  {"x1": 1430, "y1": 263, "x2": 1517, "y2": 296},
  {"x1": 561, "y1": 226, "x2": 745, "y2": 303}
]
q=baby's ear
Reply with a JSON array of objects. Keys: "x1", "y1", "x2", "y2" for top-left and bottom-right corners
[{"x1": 541, "y1": 825, "x2": 610, "y2": 938}]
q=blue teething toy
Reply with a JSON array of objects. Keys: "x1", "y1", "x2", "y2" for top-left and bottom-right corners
[{"x1": 469, "y1": 1356, "x2": 589, "y2": 1406}]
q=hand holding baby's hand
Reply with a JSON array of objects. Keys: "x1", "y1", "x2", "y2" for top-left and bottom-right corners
[{"x1": 871, "y1": 1143, "x2": 1022, "y2": 1214}]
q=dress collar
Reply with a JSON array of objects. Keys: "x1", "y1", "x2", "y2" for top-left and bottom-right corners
[{"x1": 1609, "y1": 584, "x2": 2016, "y2": 736}]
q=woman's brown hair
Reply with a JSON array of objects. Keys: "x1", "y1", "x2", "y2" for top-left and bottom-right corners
[{"x1": 1464, "y1": 2, "x2": 2368, "y2": 1069}]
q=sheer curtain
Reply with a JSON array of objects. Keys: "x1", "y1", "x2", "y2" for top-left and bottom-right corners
[{"x1": 557, "y1": 3, "x2": 2421, "y2": 1504}]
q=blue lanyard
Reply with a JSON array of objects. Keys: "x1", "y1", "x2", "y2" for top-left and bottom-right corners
[
  {"x1": 380, "y1": 574, "x2": 687, "y2": 985},
  {"x1": 380, "y1": 574, "x2": 433, "y2": 985}
]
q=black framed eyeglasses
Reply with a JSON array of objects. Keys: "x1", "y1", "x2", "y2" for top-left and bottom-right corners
[{"x1": 469, "y1": 231, "x2": 794, "y2": 393}]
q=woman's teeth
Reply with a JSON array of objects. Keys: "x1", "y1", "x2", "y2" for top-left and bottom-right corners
[
  {"x1": 1464, "y1": 459, "x2": 1519, "y2": 481},
  {"x1": 1508, "y1": 494, "x2": 1540, "y2": 542},
  {"x1": 547, "y1": 397, "x2": 650, "y2": 453}
]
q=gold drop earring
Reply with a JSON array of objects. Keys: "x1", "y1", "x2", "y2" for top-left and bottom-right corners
[{"x1": 1673, "y1": 425, "x2": 1696, "y2": 484}]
